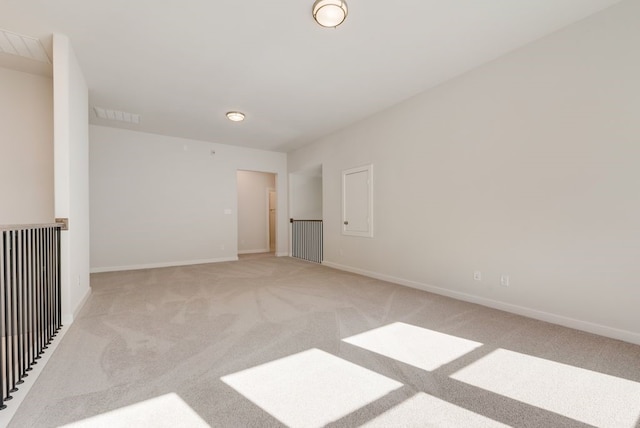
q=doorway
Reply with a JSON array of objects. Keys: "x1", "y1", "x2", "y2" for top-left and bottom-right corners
[
  {"x1": 237, "y1": 170, "x2": 277, "y2": 255},
  {"x1": 289, "y1": 165, "x2": 323, "y2": 262}
]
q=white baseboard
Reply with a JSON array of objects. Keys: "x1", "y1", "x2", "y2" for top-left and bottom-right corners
[
  {"x1": 90, "y1": 257, "x2": 238, "y2": 273},
  {"x1": 276, "y1": 252, "x2": 289, "y2": 257},
  {"x1": 0, "y1": 324, "x2": 70, "y2": 427},
  {"x1": 322, "y1": 260, "x2": 640, "y2": 346},
  {"x1": 62, "y1": 286, "x2": 92, "y2": 325},
  {"x1": 238, "y1": 249, "x2": 270, "y2": 255}
]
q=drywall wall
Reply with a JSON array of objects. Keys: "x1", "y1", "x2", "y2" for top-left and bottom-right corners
[
  {"x1": 237, "y1": 170, "x2": 276, "y2": 253},
  {"x1": 288, "y1": 0, "x2": 640, "y2": 344},
  {"x1": 290, "y1": 166, "x2": 323, "y2": 220},
  {"x1": 0, "y1": 66, "x2": 53, "y2": 224},
  {"x1": 90, "y1": 125, "x2": 288, "y2": 271},
  {"x1": 53, "y1": 34, "x2": 91, "y2": 323}
]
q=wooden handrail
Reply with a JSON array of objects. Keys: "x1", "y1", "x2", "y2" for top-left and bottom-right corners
[{"x1": 0, "y1": 223, "x2": 64, "y2": 232}]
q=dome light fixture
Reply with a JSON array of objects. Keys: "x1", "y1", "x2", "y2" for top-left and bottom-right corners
[
  {"x1": 226, "y1": 111, "x2": 245, "y2": 122},
  {"x1": 312, "y1": 0, "x2": 348, "y2": 28}
]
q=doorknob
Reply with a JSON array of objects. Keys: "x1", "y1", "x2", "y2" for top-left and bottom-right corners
[{"x1": 343, "y1": 221, "x2": 349, "y2": 225}]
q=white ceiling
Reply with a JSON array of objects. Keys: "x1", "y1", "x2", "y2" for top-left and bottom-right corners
[{"x1": 0, "y1": 0, "x2": 623, "y2": 152}]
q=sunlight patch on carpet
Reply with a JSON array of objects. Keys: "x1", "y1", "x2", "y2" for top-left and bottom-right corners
[
  {"x1": 343, "y1": 322, "x2": 483, "y2": 371},
  {"x1": 60, "y1": 393, "x2": 209, "y2": 427},
  {"x1": 221, "y1": 348, "x2": 403, "y2": 428},
  {"x1": 451, "y1": 348, "x2": 640, "y2": 428},
  {"x1": 361, "y1": 392, "x2": 509, "y2": 427}
]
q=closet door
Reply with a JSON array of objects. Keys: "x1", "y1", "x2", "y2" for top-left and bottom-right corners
[{"x1": 342, "y1": 164, "x2": 373, "y2": 237}]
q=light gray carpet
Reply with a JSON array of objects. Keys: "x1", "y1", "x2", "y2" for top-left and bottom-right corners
[{"x1": 7, "y1": 255, "x2": 640, "y2": 427}]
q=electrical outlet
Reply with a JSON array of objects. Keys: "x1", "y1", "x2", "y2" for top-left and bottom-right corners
[
  {"x1": 473, "y1": 271, "x2": 482, "y2": 281},
  {"x1": 500, "y1": 275, "x2": 510, "y2": 286}
]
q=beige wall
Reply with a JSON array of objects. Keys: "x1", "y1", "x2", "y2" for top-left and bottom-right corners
[
  {"x1": 0, "y1": 66, "x2": 53, "y2": 224},
  {"x1": 53, "y1": 34, "x2": 91, "y2": 323},
  {"x1": 90, "y1": 125, "x2": 288, "y2": 271},
  {"x1": 290, "y1": 166, "x2": 323, "y2": 220},
  {"x1": 237, "y1": 170, "x2": 276, "y2": 253},
  {"x1": 288, "y1": 0, "x2": 640, "y2": 343}
]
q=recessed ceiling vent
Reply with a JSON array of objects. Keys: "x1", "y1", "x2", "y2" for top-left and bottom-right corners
[
  {"x1": 0, "y1": 29, "x2": 50, "y2": 63},
  {"x1": 94, "y1": 107, "x2": 140, "y2": 124}
]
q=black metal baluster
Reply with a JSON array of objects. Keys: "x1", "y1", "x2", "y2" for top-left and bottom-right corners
[
  {"x1": 0, "y1": 225, "x2": 66, "y2": 412},
  {"x1": 50, "y1": 227, "x2": 55, "y2": 337},
  {"x1": 6, "y1": 232, "x2": 13, "y2": 395},
  {"x1": 44, "y1": 228, "x2": 50, "y2": 347},
  {"x1": 35, "y1": 228, "x2": 42, "y2": 361},
  {"x1": 39, "y1": 227, "x2": 45, "y2": 355},
  {"x1": 47, "y1": 227, "x2": 53, "y2": 343},
  {"x1": 295, "y1": 222, "x2": 298, "y2": 259},
  {"x1": 42, "y1": 228, "x2": 49, "y2": 351},
  {"x1": 51, "y1": 227, "x2": 57, "y2": 335},
  {"x1": 56, "y1": 227, "x2": 62, "y2": 332},
  {"x1": 293, "y1": 221, "x2": 297, "y2": 259},
  {"x1": 28, "y1": 229, "x2": 36, "y2": 369},
  {"x1": 320, "y1": 222, "x2": 323, "y2": 263},
  {"x1": 0, "y1": 231, "x2": 7, "y2": 408},
  {"x1": 291, "y1": 220, "x2": 323, "y2": 264},
  {"x1": 9, "y1": 230, "x2": 19, "y2": 392},
  {"x1": 19, "y1": 230, "x2": 26, "y2": 380},
  {"x1": 302, "y1": 222, "x2": 306, "y2": 261},
  {"x1": 314, "y1": 222, "x2": 318, "y2": 263},
  {"x1": 305, "y1": 222, "x2": 308, "y2": 261},
  {"x1": 16, "y1": 231, "x2": 24, "y2": 387},
  {"x1": 25, "y1": 229, "x2": 33, "y2": 374},
  {"x1": 312, "y1": 222, "x2": 316, "y2": 262}
]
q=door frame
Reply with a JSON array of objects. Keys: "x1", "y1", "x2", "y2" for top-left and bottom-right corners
[{"x1": 266, "y1": 187, "x2": 276, "y2": 252}]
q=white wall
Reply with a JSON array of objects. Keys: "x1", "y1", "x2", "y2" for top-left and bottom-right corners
[
  {"x1": 90, "y1": 125, "x2": 288, "y2": 271},
  {"x1": 53, "y1": 34, "x2": 91, "y2": 323},
  {"x1": 288, "y1": 0, "x2": 640, "y2": 344},
  {"x1": 237, "y1": 170, "x2": 276, "y2": 253},
  {"x1": 0, "y1": 67, "x2": 53, "y2": 224},
  {"x1": 290, "y1": 166, "x2": 323, "y2": 220}
]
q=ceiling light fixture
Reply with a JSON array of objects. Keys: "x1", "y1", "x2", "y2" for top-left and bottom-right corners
[
  {"x1": 312, "y1": 0, "x2": 348, "y2": 28},
  {"x1": 226, "y1": 111, "x2": 245, "y2": 122}
]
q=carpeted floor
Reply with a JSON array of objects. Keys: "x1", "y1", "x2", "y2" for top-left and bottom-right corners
[{"x1": 7, "y1": 255, "x2": 640, "y2": 427}]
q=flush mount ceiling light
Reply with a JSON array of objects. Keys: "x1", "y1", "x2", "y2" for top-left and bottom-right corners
[
  {"x1": 226, "y1": 111, "x2": 245, "y2": 122},
  {"x1": 312, "y1": 0, "x2": 348, "y2": 28}
]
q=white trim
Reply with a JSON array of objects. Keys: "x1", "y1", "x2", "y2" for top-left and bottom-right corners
[
  {"x1": 62, "y1": 286, "x2": 92, "y2": 324},
  {"x1": 276, "y1": 252, "x2": 289, "y2": 257},
  {"x1": 267, "y1": 187, "x2": 277, "y2": 253},
  {"x1": 0, "y1": 324, "x2": 70, "y2": 427},
  {"x1": 90, "y1": 257, "x2": 238, "y2": 273},
  {"x1": 322, "y1": 260, "x2": 640, "y2": 346},
  {"x1": 238, "y1": 249, "x2": 270, "y2": 255}
]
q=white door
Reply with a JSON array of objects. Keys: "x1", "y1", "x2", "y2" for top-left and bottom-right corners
[{"x1": 342, "y1": 165, "x2": 373, "y2": 237}]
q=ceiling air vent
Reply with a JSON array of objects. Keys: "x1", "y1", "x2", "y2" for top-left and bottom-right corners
[
  {"x1": 94, "y1": 107, "x2": 140, "y2": 124},
  {"x1": 0, "y1": 29, "x2": 50, "y2": 63}
]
